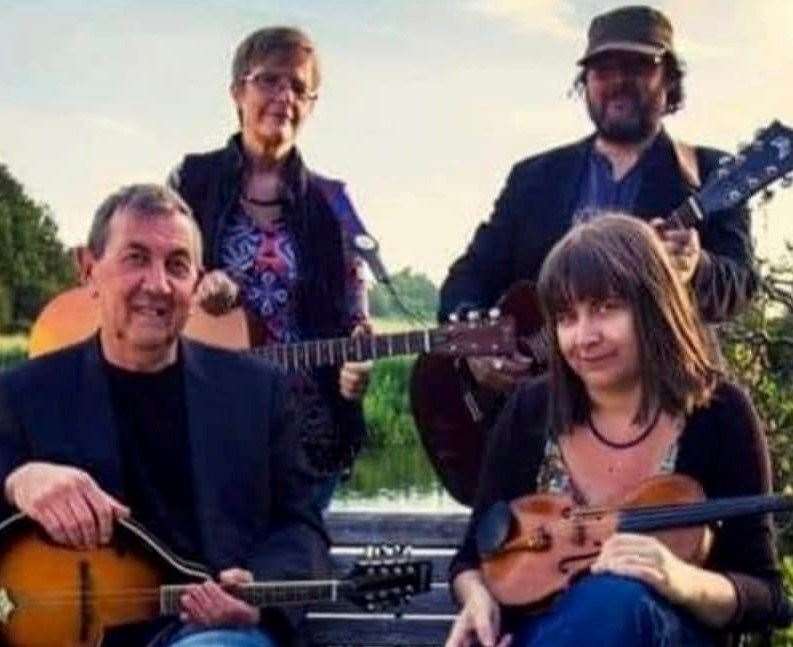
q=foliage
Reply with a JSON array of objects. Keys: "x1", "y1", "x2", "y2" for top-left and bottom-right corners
[
  {"x1": 0, "y1": 165, "x2": 76, "y2": 330},
  {"x1": 368, "y1": 267, "x2": 438, "y2": 321},
  {"x1": 362, "y1": 357, "x2": 419, "y2": 447}
]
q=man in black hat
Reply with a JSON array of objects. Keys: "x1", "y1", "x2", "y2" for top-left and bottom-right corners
[{"x1": 439, "y1": 4, "x2": 757, "y2": 389}]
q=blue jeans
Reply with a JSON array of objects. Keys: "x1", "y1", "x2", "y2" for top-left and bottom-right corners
[
  {"x1": 511, "y1": 574, "x2": 715, "y2": 647},
  {"x1": 164, "y1": 626, "x2": 278, "y2": 647}
]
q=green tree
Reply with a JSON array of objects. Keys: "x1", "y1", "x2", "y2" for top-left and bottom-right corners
[
  {"x1": 0, "y1": 165, "x2": 75, "y2": 330},
  {"x1": 368, "y1": 267, "x2": 439, "y2": 321}
]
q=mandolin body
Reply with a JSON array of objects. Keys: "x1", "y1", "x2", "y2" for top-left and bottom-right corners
[{"x1": 0, "y1": 514, "x2": 206, "y2": 647}]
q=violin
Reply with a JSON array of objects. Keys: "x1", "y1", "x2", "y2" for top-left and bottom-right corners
[{"x1": 476, "y1": 473, "x2": 793, "y2": 607}]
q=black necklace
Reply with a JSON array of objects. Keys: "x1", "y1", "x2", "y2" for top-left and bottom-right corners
[
  {"x1": 241, "y1": 194, "x2": 285, "y2": 208},
  {"x1": 586, "y1": 407, "x2": 661, "y2": 450}
]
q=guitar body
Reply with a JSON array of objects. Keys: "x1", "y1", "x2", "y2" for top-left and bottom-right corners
[
  {"x1": 411, "y1": 281, "x2": 546, "y2": 504},
  {"x1": 0, "y1": 514, "x2": 206, "y2": 647},
  {"x1": 28, "y1": 287, "x2": 253, "y2": 358}
]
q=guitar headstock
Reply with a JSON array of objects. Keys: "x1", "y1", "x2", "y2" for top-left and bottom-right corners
[
  {"x1": 342, "y1": 545, "x2": 432, "y2": 612},
  {"x1": 430, "y1": 311, "x2": 516, "y2": 357},
  {"x1": 697, "y1": 121, "x2": 793, "y2": 216}
]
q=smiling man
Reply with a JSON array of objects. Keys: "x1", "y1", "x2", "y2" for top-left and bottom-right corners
[
  {"x1": 439, "y1": 5, "x2": 758, "y2": 391},
  {"x1": 0, "y1": 184, "x2": 328, "y2": 647}
]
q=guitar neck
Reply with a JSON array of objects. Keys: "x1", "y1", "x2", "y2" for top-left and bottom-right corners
[
  {"x1": 251, "y1": 330, "x2": 437, "y2": 371},
  {"x1": 619, "y1": 494, "x2": 793, "y2": 533},
  {"x1": 667, "y1": 196, "x2": 705, "y2": 230},
  {"x1": 160, "y1": 580, "x2": 349, "y2": 613}
]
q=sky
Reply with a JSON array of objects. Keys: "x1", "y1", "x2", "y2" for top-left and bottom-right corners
[{"x1": 2, "y1": 0, "x2": 792, "y2": 284}]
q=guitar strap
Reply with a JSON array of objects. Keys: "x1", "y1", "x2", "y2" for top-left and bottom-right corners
[{"x1": 671, "y1": 139, "x2": 702, "y2": 189}]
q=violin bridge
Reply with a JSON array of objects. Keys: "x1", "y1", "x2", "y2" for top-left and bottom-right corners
[{"x1": 0, "y1": 588, "x2": 15, "y2": 625}]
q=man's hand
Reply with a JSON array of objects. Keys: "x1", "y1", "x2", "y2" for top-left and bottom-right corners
[
  {"x1": 180, "y1": 568, "x2": 260, "y2": 626},
  {"x1": 339, "y1": 323, "x2": 373, "y2": 401},
  {"x1": 4, "y1": 461, "x2": 130, "y2": 548},
  {"x1": 467, "y1": 354, "x2": 534, "y2": 393},
  {"x1": 651, "y1": 219, "x2": 702, "y2": 285},
  {"x1": 195, "y1": 269, "x2": 240, "y2": 316}
]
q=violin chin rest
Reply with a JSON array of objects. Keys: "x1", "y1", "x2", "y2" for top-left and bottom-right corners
[{"x1": 476, "y1": 500, "x2": 514, "y2": 557}]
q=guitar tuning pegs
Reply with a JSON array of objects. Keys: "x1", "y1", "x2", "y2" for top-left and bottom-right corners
[
  {"x1": 488, "y1": 308, "x2": 500, "y2": 320},
  {"x1": 745, "y1": 176, "x2": 760, "y2": 190},
  {"x1": 718, "y1": 155, "x2": 733, "y2": 166},
  {"x1": 448, "y1": 312, "x2": 458, "y2": 323},
  {"x1": 765, "y1": 165, "x2": 780, "y2": 178},
  {"x1": 467, "y1": 310, "x2": 480, "y2": 322}
]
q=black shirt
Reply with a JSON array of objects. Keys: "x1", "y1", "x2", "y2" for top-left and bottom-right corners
[{"x1": 103, "y1": 354, "x2": 201, "y2": 562}]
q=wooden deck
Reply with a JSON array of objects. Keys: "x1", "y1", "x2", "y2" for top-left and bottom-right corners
[{"x1": 306, "y1": 511, "x2": 468, "y2": 646}]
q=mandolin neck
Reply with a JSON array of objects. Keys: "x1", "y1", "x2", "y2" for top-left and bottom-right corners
[
  {"x1": 618, "y1": 494, "x2": 793, "y2": 533},
  {"x1": 160, "y1": 580, "x2": 348, "y2": 614}
]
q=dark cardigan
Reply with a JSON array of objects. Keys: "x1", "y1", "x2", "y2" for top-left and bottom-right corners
[
  {"x1": 449, "y1": 378, "x2": 787, "y2": 636},
  {"x1": 168, "y1": 136, "x2": 366, "y2": 472}
]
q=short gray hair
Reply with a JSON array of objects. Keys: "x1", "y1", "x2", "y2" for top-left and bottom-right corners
[
  {"x1": 231, "y1": 26, "x2": 320, "y2": 89},
  {"x1": 87, "y1": 183, "x2": 203, "y2": 264}
]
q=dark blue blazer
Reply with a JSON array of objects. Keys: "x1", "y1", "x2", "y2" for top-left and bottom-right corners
[
  {"x1": 0, "y1": 337, "x2": 331, "y2": 641},
  {"x1": 439, "y1": 130, "x2": 758, "y2": 324}
]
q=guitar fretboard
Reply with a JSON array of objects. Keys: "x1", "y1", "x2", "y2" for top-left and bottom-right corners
[{"x1": 251, "y1": 330, "x2": 442, "y2": 371}]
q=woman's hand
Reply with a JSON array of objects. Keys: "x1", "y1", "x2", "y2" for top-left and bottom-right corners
[
  {"x1": 196, "y1": 269, "x2": 240, "y2": 316},
  {"x1": 339, "y1": 323, "x2": 373, "y2": 401},
  {"x1": 446, "y1": 572, "x2": 511, "y2": 647},
  {"x1": 591, "y1": 533, "x2": 695, "y2": 605}
]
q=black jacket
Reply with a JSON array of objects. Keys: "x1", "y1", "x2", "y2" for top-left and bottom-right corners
[
  {"x1": 0, "y1": 337, "x2": 331, "y2": 645},
  {"x1": 439, "y1": 131, "x2": 758, "y2": 323}
]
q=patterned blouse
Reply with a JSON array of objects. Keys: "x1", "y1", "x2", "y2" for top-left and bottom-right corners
[
  {"x1": 219, "y1": 208, "x2": 368, "y2": 343},
  {"x1": 535, "y1": 437, "x2": 679, "y2": 504}
]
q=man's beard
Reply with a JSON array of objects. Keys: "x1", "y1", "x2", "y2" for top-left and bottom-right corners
[{"x1": 586, "y1": 82, "x2": 665, "y2": 144}]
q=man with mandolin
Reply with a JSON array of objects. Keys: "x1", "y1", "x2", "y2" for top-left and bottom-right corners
[
  {"x1": 439, "y1": 5, "x2": 758, "y2": 387},
  {"x1": 0, "y1": 184, "x2": 330, "y2": 646},
  {"x1": 445, "y1": 214, "x2": 789, "y2": 647}
]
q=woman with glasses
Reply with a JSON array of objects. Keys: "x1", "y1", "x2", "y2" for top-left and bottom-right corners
[
  {"x1": 445, "y1": 214, "x2": 786, "y2": 647},
  {"x1": 168, "y1": 27, "x2": 371, "y2": 510}
]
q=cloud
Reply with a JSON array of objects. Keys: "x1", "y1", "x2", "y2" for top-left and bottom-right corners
[{"x1": 466, "y1": 0, "x2": 581, "y2": 42}]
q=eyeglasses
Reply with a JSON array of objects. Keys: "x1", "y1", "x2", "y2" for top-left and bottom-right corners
[
  {"x1": 586, "y1": 54, "x2": 663, "y2": 81},
  {"x1": 241, "y1": 70, "x2": 318, "y2": 102}
]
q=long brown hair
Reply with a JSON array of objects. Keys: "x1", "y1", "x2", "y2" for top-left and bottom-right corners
[{"x1": 536, "y1": 213, "x2": 719, "y2": 437}]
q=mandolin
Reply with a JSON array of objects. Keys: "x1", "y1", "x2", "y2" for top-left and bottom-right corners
[
  {"x1": 411, "y1": 120, "x2": 793, "y2": 505},
  {"x1": 0, "y1": 513, "x2": 431, "y2": 647},
  {"x1": 476, "y1": 474, "x2": 793, "y2": 608}
]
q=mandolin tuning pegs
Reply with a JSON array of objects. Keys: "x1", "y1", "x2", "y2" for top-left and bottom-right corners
[
  {"x1": 467, "y1": 310, "x2": 480, "y2": 322},
  {"x1": 488, "y1": 307, "x2": 501, "y2": 320},
  {"x1": 448, "y1": 312, "x2": 459, "y2": 323}
]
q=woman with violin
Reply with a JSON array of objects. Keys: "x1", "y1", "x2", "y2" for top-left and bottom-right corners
[
  {"x1": 168, "y1": 27, "x2": 371, "y2": 509},
  {"x1": 446, "y1": 214, "x2": 786, "y2": 647}
]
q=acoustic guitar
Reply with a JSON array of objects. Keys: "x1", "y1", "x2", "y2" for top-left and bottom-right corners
[
  {"x1": 28, "y1": 286, "x2": 515, "y2": 366},
  {"x1": 411, "y1": 120, "x2": 793, "y2": 505},
  {"x1": 0, "y1": 513, "x2": 431, "y2": 647}
]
